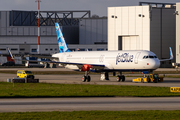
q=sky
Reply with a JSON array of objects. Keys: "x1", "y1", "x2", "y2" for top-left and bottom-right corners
[{"x1": 0, "y1": 0, "x2": 180, "y2": 17}]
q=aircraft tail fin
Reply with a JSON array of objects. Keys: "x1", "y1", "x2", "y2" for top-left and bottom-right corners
[
  {"x1": 55, "y1": 23, "x2": 71, "y2": 53},
  {"x1": 7, "y1": 47, "x2": 14, "y2": 59}
]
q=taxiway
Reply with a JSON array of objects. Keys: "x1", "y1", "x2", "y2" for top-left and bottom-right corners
[{"x1": 0, "y1": 97, "x2": 180, "y2": 112}]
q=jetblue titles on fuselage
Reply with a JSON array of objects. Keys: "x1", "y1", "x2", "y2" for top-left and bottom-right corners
[{"x1": 116, "y1": 53, "x2": 133, "y2": 65}]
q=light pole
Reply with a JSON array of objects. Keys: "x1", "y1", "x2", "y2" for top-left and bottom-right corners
[{"x1": 35, "y1": 0, "x2": 41, "y2": 54}]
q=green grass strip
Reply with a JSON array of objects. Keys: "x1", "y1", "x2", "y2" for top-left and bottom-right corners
[
  {"x1": 0, "y1": 111, "x2": 180, "y2": 120},
  {"x1": 0, "y1": 82, "x2": 180, "y2": 97}
]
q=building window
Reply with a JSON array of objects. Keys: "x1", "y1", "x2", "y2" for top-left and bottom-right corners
[
  {"x1": 79, "y1": 49, "x2": 85, "y2": 51},
  {"x1": 0, "y1": 48, "x2": 6, "y2": 51},
  {"x1": 69, "y1": 49, "x2": 75, "y2": 51},
  {"x1": 31, "y1": 49, "x2": 37, "y2": 52},
  {"x1": 45, "y1": 48, "x2": 48, "y2": 51},
  {"x1": 50, "y1": 48, "x2": 53, "y2": 51},
  {"x1": 55, "y1": 48, "x2": 58, "y2": 51},
  {"x1": 11, "y1": 48, "x2": 18, "y2": 51},
  {"x1": 97, "y1": 48, "x2": 104, "y2": 51},
  {"x1": 20, "y1": 48, "x2": 25, "y2": 51}
]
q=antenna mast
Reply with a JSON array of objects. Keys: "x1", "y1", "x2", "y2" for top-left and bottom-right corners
[{"x1": 35, "y1": 0, "x2": 41, "y2": 54}]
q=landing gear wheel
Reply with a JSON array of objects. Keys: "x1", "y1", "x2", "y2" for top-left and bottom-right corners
[
  {"x1": 117, "y1": 75, "x2": 125, "y2": 82},
  {"x1": 122, "y1": 76, "x2": 125, "y2": 82},
  {"x1": 153, "y1": 79, "x2": 158, "y2": 83},
  {"x1": 117, "y1": 76, "x2": 122, "y2": 82},
  {"x1": 30, "y1": 76, "x2": 34, "y2": 79},
  {"x1": 87, "y1": 76, "x2": 91, "y2": 82},
  {"x1": 82, "y1": 76, "x2": 87, "y2": 82}
]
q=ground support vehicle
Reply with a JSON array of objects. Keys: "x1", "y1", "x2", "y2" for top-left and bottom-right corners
[
  {"x1": 132, "y1": 74, "x2": 163, "y2": 83},
  {"x1": 17, "y1": 70, "x2": 34, "y2": 79},
  {"x1": 132, "y1": 77, "x2": 148, "y2": 83},
  {"x1": 148, "y1": 74, "x2": 163, "y2": 83}
]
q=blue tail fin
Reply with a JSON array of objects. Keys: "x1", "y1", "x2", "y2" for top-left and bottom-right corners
[{"x1": 55, "y1": 23, "x2": 71, "y2": 53}]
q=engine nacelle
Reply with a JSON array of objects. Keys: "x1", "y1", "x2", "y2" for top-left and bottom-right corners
[{"x1": 82, "y1": 64, "x2": 92, "y2": 71}]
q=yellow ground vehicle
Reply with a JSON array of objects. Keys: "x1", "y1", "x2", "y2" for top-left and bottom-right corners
[
  {"x1": 132, "y1": 77, "x2": 148, "y2": 83},
  {"x1": 148, "y1": 74, "x2": 163, "y2": 83},
  {"x1": 132, "y1": 74, "x2": 163, "y2": 83},
  {"x1": 17, "y1": 70, "x2": 34, "y2": 79}
]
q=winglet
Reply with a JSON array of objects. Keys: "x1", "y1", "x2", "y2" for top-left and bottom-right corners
[
  {"x1": 159, "y1": 47, "x2": 173, "y2": 61},
  {"x1": 7, "y1": 47, "x2": 14, "y2": 59},
  {"x1": 169, "y1": 47, "x2": 173, "y2": 60}
]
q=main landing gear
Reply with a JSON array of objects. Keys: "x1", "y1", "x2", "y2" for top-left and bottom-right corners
[
  {"x1": 117, "y1": 72, "x2": 125, "y2": 82},
  {"x1": 82, "y1": 71, "x2": 125, "y2": 82},
  {"x1": 82, "y1": 71, "x2": 91, "y2": 82},
  {"x1": 100, "y1": 72, "x2": 109, "y2": 81}
]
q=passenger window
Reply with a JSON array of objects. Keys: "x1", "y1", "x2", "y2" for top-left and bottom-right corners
[{"x1": 146, "y1": 56, "x2": 148, "y2": 58}]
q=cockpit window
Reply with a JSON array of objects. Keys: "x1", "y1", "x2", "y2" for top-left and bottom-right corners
[{"x1": 143, "y1": 55, "x2": 158, "y2": 59}]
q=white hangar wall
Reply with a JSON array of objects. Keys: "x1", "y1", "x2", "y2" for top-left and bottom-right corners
[{"x1": 108, "y1": 6, "x2": 150, "y2": 51}]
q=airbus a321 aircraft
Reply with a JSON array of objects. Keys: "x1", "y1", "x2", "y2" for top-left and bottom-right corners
[{"x1": 8, "y1": 23, "x2": 173, "y2": 82}]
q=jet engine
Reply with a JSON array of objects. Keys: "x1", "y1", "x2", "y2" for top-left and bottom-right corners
[{"x1": 82, "y1": 64, "x2": 92, "y2": 71}]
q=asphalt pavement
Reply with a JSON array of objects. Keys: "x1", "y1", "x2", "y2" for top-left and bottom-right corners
[{"x1": 0, "y1": 97, "x2": 180, "y2": 112}]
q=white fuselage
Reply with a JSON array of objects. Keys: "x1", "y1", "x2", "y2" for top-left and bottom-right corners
[{"x1": 52, "y1": 50, "x2": 160, "y2": 72}]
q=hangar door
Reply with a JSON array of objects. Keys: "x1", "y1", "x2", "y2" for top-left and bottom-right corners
[{"x1": 122, "y1": 36, "x2": 139, "y2": 50}]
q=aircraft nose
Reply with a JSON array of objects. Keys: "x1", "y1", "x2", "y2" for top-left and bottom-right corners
[{"x1": 153, "y1": 59, "x2": 160, "y2": 69}]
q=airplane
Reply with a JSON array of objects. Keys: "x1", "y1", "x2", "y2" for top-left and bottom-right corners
[{"x1": 8, "y1": 23, "x2": 173, "y2": 82}]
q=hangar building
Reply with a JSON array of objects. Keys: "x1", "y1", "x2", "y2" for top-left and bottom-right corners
[
  {"x1": 108, "y1": 2, "x2": 179, "y2": 67},
  {"x1": 0, "y1": 10, "x2": 107, "y2": 55}
]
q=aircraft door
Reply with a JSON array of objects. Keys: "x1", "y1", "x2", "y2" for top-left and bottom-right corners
[
  {"x1": 99, "y1": 55, "x2": 105, "y2": 63},
  {"x1": 134, "y1": 52, "x2": 141, "y2": 64}
]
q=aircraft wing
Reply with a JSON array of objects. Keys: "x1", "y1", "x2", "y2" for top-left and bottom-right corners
[
  {"x1": 19, "y1": 59, "x2": 105, "y2": 70},
  {"x1": 159, "y1": 47, "x2": 173, "y2": 61},
  {"x1": 53, "y1": 61, "x2": 105, "y2": 70},
  {"x1": 24, "y1": 54, "x2": 59, "y2": 60}
]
